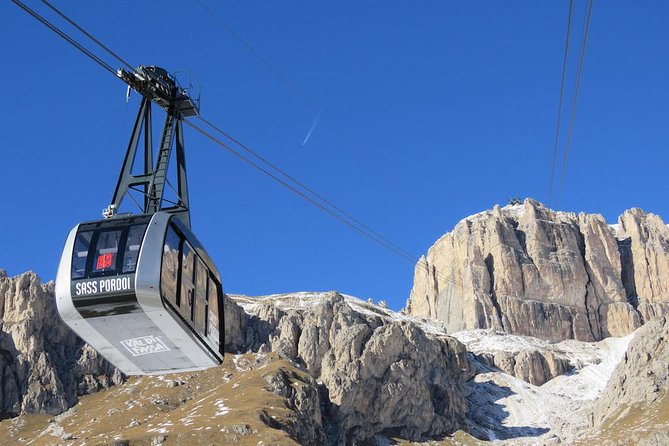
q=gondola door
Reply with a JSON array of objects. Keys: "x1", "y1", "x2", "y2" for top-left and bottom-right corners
[{"x1": 180, "y1": 240, "x2": 195, "y2": 322}]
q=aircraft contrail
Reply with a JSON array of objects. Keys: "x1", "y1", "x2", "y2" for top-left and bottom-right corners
[{"x1": 302, "y1": 108, "x2": 324, "y2": 146}]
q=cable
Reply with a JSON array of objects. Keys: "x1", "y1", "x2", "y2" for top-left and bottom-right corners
[
  {"x1": 191, "y1": 1, "x2": 427, "y2": 266},
  {"x1": 557, "y1": 0, "x2": 594, "y2": 207},
  {"x1": 184, "y1": 119, "x2": 417, "y2": 262},
  {"x1": 193, "y1": 118, "x2": 464, "y2": 287},
  {"x1": 10, "y1": 0, "x2": 118, "y2": 77},
  {"x1": 191, "y1": 122, "x2": 462, "y2": 288},
  {"x1": 38, "y1": 0, "x2": 136, "y2": 72},
  {"x1": 196, "y1": 115, "x2": 420, "y2": 263},
  {"x1": 192, "y1": 0, "x2": 359, "y2": 150},
  {"x1": 190, "y1": 1, "x2": 455, "y2": 281},
  {"x1": 11, "y1": 0, "x2": 464, "y2": 289},
  {"x1": 548, "y1": 0, "x2": 574, "y2": 208},
  {"x1": 194, "y1": 116, "x2": 468, "y2": 287},
  {"x1": 13, "y1": 0, "x2": 587, "y2": 303}
]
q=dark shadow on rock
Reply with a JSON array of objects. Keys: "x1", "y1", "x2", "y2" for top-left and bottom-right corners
[
  {"x1": 465, "y1": 378, "x2": 550, "y2": 441},
  {"x1": 244, "y1": 314, "x2": 276, "y2": 352},
  {"x1": 618, "y1": 236, "x2": 640, "y2": 310}
]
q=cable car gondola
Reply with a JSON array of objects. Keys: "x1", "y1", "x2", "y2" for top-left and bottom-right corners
[{"x1": 55, "y1": 66, "x2": 224, "y2": 375}]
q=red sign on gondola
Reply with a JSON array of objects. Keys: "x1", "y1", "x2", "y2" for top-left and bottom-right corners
[{"x1": 96, "y1": 253, "x2": 114, "y2": 270}]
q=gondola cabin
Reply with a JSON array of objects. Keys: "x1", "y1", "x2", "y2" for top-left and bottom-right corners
[
  {"x1": 54, "y1": 65, "x2": 224, "y2": 375},
  {"x1": 55, "y1": 211, "x2": 224, "y2": 375}
]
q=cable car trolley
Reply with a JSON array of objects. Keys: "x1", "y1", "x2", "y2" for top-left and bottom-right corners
[{"x1": 55, "y1": 66, "x2": 224, "y2": 375}]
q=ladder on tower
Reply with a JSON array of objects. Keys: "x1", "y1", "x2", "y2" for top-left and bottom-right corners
[
  {"x1": 147, "y1": 112, "x2": 177, "y2": 213},
  {"x1": 105, "y1": 66, "x2": 194, "y2": 228}
]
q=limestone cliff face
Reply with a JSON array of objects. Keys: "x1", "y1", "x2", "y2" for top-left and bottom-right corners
[
  {"x1": 617, "y1": 208, "x2": 669, "y2": 321},
  {"x1": 407, "y1": 199, "x2": 669, "y2": 341},
  {"x1": 233, "y1": 292, "x2": 475, "y2": 445},
  {"x1": 0, "y1": 271, "x2": 122, "y2": 417},
  {"x1": 223, "y1": 291, "x2": 248, "y2": 353}
]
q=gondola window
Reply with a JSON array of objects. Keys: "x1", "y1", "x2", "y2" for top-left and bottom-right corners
[
  {"x1": 72, "y1": 231, "x2": 93, "y2": 279},
  {"x1": 161, "y1": 226, "x2": 181, "y2": 306},
  {"x1": 123, "y1": 224, "x2": 148, "y2": 273}
]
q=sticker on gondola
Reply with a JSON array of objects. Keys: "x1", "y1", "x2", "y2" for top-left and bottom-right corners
[{"x1": 121, "y1": 335, "x2": 170, "y2": 356}]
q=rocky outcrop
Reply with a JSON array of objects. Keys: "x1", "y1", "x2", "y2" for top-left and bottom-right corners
[
  {"x1": 406, "y1": 199, "x2": 669, "y2": 341},
  {"x1": 0, "y1": 272, "x2": 121, "y2": 418},
  {"x1": 223, "y1": 294, "x2": 248, "y2": 353},
  {"x1": 453, "y1": 330, "x2": 576, "y2": 386},
  {"x1": 475, "y1": 349, "x2": 572, "y2": 386},
  {"x1": 234, "y1": 292, "x2": 475, "y2": 445},
  {"x1": 262, "y1": 365, "x2": 325, "y2": 445},
  {"x1": 617, "y1": 209, "x2": 669, "y2": 322},
  {"x1": 593, "y1": 316, "x2": 669, "y2": 426}
]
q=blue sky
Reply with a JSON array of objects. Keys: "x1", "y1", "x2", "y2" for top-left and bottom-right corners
[{"x1": 2, "y1": 1, "x2": 668, "y2": 310}]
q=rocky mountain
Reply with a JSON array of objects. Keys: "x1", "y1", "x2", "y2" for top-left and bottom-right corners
[
  {"x1": 0, "y1": 271, "x2": 121, "y2": 418},
  {"x1": 230, "y1": 292, "x2": 475, "y2": 444},
  {"x1": 406, "y1": 199, "x2": 669, "y2": 342},
  {"x1": 1, "y1": 282, "x2": 667, "y2": 446},
  {"x1": 0, "y1": 272, "x2": 476, "y2": 445},
  {"x1": 0, "y1": 200, "x2": 667, "y2": 445}
]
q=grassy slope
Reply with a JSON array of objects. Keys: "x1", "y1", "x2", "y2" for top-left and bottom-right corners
[
  {"x1": 572, "y1": 392, "x2": 669, "y2": 446},
  {"x1": 0, "y1": 353, "x2": 303, "y2": 446},
  {"x1": 0, "y1": 348, "x2": 496, "y2": 446},
  {"x1": 0, "y1": 346, "x2": 664, "y2": 445}
]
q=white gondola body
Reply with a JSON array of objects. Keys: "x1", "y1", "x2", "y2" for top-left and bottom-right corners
[{"x1": 55, "y1": 212, "x2": 223, "y2": 375}]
